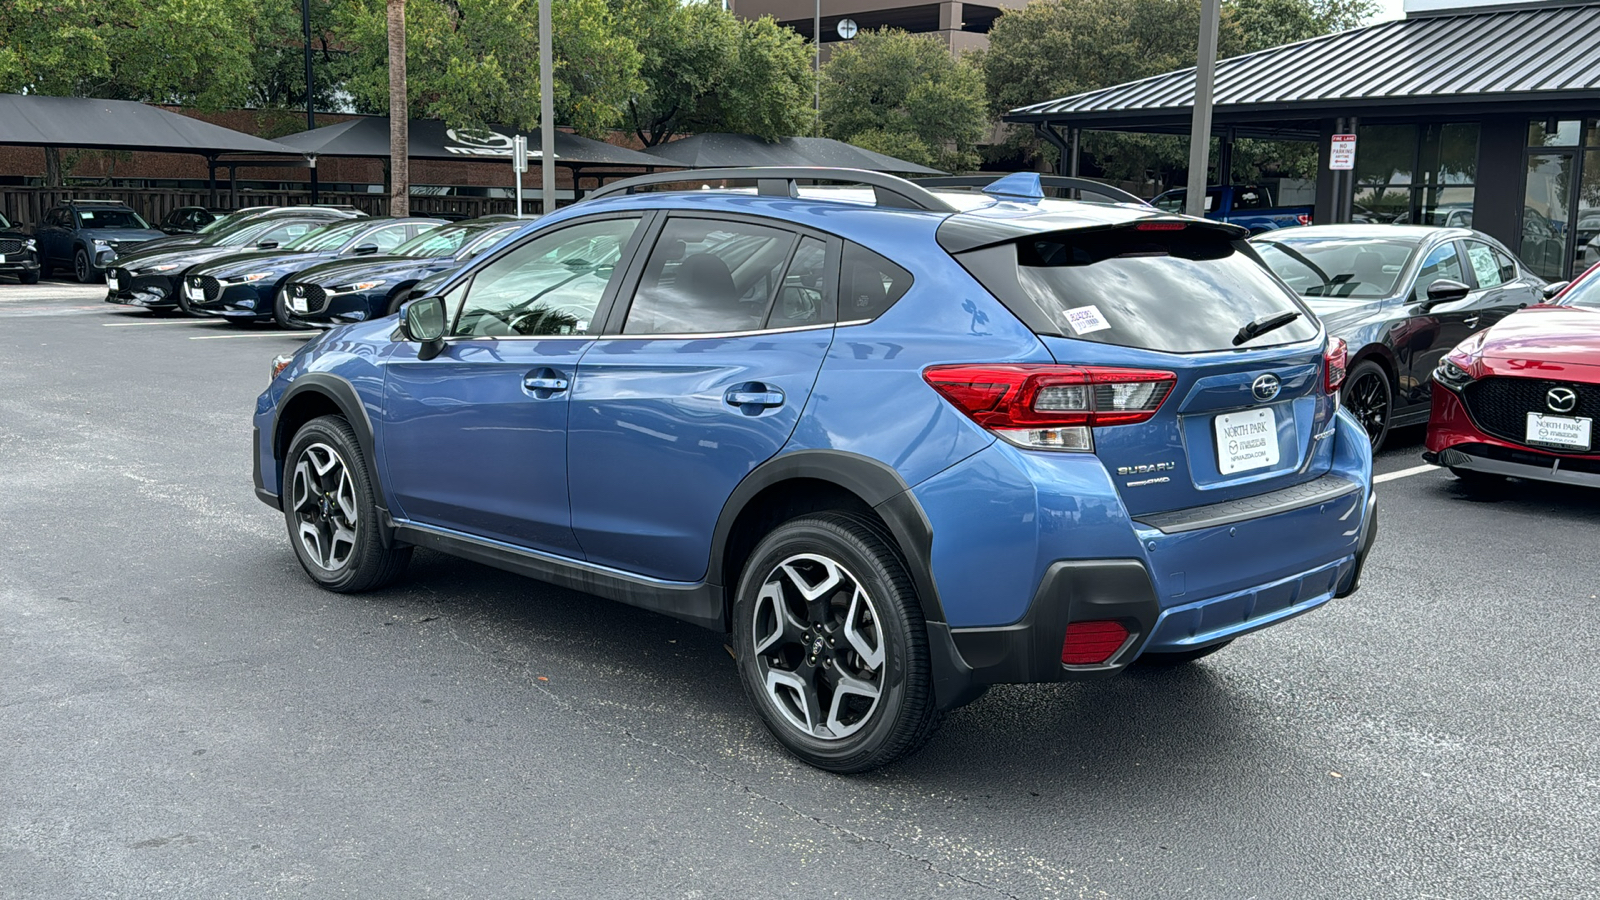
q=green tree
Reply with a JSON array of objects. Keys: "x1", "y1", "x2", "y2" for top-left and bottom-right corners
[
  {"x1": 981, "y1": 0, "x2": 1375, "y2": 186},
  {"x1": 334, "y1": 0, "x2": 643, "y2": 137},
  {"x1": 246, "y1": 0, "x2": 349, "y2": 118},
  {"x1": 0, "y1": 0, "x2": 263, "y2": 183},
  {"x1": 614, "y1": 0, "x2": 814, "y2": 146},
  {"x1": 0, "y1": 0, "x2": 259, "y2": 105},
  {"x1": 820, "y1": 29, "x2": 988, "y2": 172}
]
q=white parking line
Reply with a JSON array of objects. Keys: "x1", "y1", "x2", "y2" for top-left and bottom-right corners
[
  {"x1": 1374, "y1": 463, "x2": 1439, "y2": 483},
  {"x1": 103, "y1": 320, "x2": 211, "y2": 326},
  {"x1": 189, "y1": 331, "x2": 312, "y2": 340}
]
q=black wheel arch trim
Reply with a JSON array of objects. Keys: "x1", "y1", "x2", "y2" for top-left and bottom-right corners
[
  {"x1": 269, "y1": 373, "x2": 396, "y2": 548},
  {"x1": 707, "y1": 449, "x2": 946, "y2": 623},
  {"x1": 708, "y1": 449, "x2": 980, "y2": 710}
]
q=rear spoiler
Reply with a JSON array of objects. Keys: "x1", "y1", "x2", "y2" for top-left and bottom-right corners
[{"x1": 937, "y1": 211, "x2": 1249, "y2": 255}]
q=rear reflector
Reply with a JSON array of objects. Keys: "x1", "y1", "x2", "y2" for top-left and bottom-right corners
[
  {"x1": 1324, "y1": 337, "x2": 1348, "y2": 393},
  {"x1": 1062, "y1": 620, "x2": 1130, "y2": 665}
]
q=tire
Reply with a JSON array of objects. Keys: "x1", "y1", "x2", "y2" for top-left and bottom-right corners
[
  {"x1": 731, "y1": 513, "x2": 940, "y2": 773},
  {"x1": 74, "y1": 248, "x2": 100, "y2": 284},
  {"x1": 1137, "y1": 639, "x2": 1233, "y2": 666},
  {"x1": 283, "y1": 415, "x2": 412, "y2": 592},
  {"x1": 274, "y1": 290, "x2": 313, "y2": 330},
  {"x1": 1342, "y1": 360, "x2": 1393, "y2": 451},
  {"x1": 385, "y1": 288, "x2": 413, "y2": 317},
  {"x1": 19, "y1": 269, "x2": 40, "y2": 285}
]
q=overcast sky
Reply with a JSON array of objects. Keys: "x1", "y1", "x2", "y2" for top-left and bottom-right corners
[{"x1": 1372, "y1": 0, "x2": 1407, "y2": 22}]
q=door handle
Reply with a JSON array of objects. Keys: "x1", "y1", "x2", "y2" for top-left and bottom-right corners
[
  {"x1": 523, "y1": 367, "x2": 569, "y2": 394},
  {"x1": 725, "y1": 383, "x2": 785, "y2": 411},
  {"x1": 1464, "y1": 315, "x2": 1480, "y2": 329}
]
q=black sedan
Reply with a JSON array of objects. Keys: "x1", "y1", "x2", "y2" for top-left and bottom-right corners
[
  {"x1": 105, "y1": 215, "x2": 337, "y2": 312},
  {"x1": 128, "y1": 205, "x2": 365, "y2": 257},
  {"x1": 276, "y1": 218, "x2": 527, "y2": 328},
  {"x1": 0, "y1": 211, "x2": 42, "y2": 284},
  {"x1": 181, "y1": 217, "x2": 445, "y2": 324},
  {"x1": 1252, "y1": 224, "x2": 1545, "y2": 448},
  {"x1": 158, "y1": 206, "x2": 230, "y2": 235}
]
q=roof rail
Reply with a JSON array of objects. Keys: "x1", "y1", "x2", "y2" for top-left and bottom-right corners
[
  {"x1": 914, "y1": 174, "x2": 1149, "y2": 206},
  {"x1": 586, "y1": 167, "x2": 959, "y2": 213}
]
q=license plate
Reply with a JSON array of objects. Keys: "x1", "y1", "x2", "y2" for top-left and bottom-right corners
[
  {"x1": 289, "y1": 294, "x2": 309, "y2": 314},
  {"x1": 1215, "y1": 407, "x2": 1280, "y2": 475},
  {"x1": 185, "y1": 283, "x2": 203, "y2": 300},
  {"x1": 0, "y1": 254, "x2": 6, "y2": 263},
  {"x1": 106, "y1": 274, "x2": 120, "y2": 291},
  {"x1": 1526, "y1": 412, "x2": 1592, "y2": 450}
]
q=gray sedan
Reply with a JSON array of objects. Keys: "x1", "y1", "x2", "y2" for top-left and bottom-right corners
[{"x1": 1252, "y1": 224, "x2": 1545, "y2": 449}]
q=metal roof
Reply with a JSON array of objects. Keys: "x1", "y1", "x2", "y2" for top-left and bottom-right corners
[
  {"x1": 268, "y1": 116, "x2": 667, "y2": 168},
  {"x1": 0, "y1": 94, "x2": 299, "y2": 155},
  {"x1": 1007, "y1": 1, "x2": 1600, "y2": 128}
]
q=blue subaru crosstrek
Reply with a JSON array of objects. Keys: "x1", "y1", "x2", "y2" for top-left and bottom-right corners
[{"x1": 254, "y1": 169, "x2": 1377, "y2": 772}]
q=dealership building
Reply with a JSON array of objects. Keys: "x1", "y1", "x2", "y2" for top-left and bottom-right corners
[{"x1": 1007, "y1": 0, "x2": 1600, "y2": 280}]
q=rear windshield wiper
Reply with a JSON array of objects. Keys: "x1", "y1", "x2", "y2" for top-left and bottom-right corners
[{"x1": 1233, "y1": 311, "x2": 1301, "y2": 346}]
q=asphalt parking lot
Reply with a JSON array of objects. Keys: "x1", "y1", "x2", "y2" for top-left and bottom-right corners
[{"x1": 4, "y1": 278, "x2": 1598, "y2": 899}]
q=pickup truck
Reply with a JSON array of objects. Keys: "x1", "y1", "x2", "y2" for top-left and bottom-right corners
[{"x1": 1151, "y1": 184, "x2": 1312, "y2": 234}]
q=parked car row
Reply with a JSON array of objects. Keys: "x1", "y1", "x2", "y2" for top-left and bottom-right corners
[{"x1": 95, "y1": 206, "x2": 530, "y2": 328}]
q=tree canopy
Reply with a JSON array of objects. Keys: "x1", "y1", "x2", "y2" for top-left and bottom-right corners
[
  {"x1": 820, "y1": 29, "x2": 988, "y2": 172},
  {"x1": 615, "y1": 0, "x2": 814, "y2": 146}
]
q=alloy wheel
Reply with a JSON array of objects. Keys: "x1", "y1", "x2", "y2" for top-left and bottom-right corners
[
  {"x1": 1346, "y1": 369, "x2": 1390, "y2": 446},
  {"x1": 751, "y1": 553, "x2": 886, "y2": 741},
  {"x1": 74, "y1": 251, "x2": 91, "y2": 283},
  {"x1": 290, "y1": 442, "x2": 359, "y2": 571}
]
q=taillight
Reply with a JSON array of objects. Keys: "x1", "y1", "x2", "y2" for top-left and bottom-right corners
[
  {"x1": 923, "y1": 364, "x2": 1175, "y2": 452},
  {"x1": 1323, "y1": 337, "x2": 1347, "y2": 393},
  {"x1": 1062, "y1": 620, "x2": 1129, "y2": 665}
]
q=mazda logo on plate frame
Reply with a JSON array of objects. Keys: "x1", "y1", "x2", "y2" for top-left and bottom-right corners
[
  {"x1": 1547, "y1": 386, "x2": 1578, "y2": 414},
  {"x1": 1252, "y1": 374, "x2": 1282, "y2": 402}
]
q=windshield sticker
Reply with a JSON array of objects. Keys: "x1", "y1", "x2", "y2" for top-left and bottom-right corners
[{"x1": 1063, "y1": 304, "x2": 1111, "y2": 335}]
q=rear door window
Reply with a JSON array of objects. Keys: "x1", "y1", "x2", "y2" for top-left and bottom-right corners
[
  {"x1": 623, "y1": 217, "x2": 797, "y2": 335},
  {"x1": 958, "y1": 226, "x2": 1319, "y2": 353}
]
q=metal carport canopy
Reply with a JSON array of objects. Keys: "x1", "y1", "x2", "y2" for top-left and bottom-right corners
[
  {"x1": 261, "y1": 116, "x2": 669, "y2": 169},
  {"x1": 1004, "y1": 1, "x2": 1600, "y2": 135},
  {"x1": 0, "y1": 94, "x2": 301, "y2": 155}
]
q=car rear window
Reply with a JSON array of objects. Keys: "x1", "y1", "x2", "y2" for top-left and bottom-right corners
[{"x1": 956, "y1": 225, "x2": 1319, "y2": 353}]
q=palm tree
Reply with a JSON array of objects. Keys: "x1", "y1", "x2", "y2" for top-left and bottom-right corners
[{"x1": 387, "y1": 0, "x2": 409, "y2": 216}]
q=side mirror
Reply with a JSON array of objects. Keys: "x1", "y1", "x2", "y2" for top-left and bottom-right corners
[
  {"x1": 255, "y1": 240, "x2": 279, "y2": 250},
  {"x1": 1541, "y1": 281, "x2": 1570, "y2": 302},
  {"x1": 399, "y1": 295, "x2": 448, "y2": 360},
  {"x1": 1421, "y1": 278, "x2": 1471, "y2": 309},
  {"x1": 352, "y1": 242, "x2": 379, "y2": 256}
]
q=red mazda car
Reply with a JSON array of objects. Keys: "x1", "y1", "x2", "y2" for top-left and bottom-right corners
[{"x1": 1426, "y1": 264, "x2": 1600, "y2": 488}]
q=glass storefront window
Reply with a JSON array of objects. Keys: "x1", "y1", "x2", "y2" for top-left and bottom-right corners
[
  {"x1": 1529, "y1": 120, "x2": 1583, "y2": 147},
  {"x1": 1354, "y1": 125, "x2": 1416, "y2": 188},
  {"x1": 1353, "y1": 123, "x2": 1478, "y2": 225},
  {"x1": 1522, "y1": 152, "x2": 1572, "y2": 279},
  {"x1": 1577, "y1": 149, "x2": 1600, "y2": 273},
  {"x1": 1419, "y1": 123, "x2": 1478, "y2": 184}
]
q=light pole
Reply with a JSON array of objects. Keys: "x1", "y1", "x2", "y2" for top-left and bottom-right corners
[
  {"x1": 813, "y1": 0, "x2": 821, "y2": 136},
  {"x1": 540, "y1": 0, "x2": 556, "y2": 215},
  {"x1": 1184, "y1": 0, "x2": 1221, "y2": 217},
  {"x1": 303, "y1": 0, "x2": 319, "y2": 204}
]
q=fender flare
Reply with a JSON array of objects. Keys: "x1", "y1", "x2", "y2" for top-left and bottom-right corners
[
  {"x1": 273, "y1": 373, "x2": 378, "y2": 467},
  {"x1": 707, "y1": 449, "x2": 946, "y2": 626}
]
